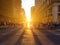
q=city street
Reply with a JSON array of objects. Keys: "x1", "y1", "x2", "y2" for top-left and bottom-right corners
[
  {"x1": 0, "y1": 0, "x2": 60, "y2": 45},
  {"x1": 0, "y1": 25, "x2": 60, "y2": 45}
]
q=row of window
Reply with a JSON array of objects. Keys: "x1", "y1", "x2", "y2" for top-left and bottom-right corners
[
  {"x1": 58, "y1": 5, "x2": 60, "y2": 15},
  {"x1": 58, "y1": 5, "x2": 60, "y2": 11},
  {"x1": 48, "y1": 5, "x2": 60, "y2": 16},
  {"x1": 35, "y1": 0, "x2": 60, "y2": 16}
]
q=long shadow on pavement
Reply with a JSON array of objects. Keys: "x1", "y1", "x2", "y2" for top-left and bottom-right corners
[
  {"x1": 0, "y1": 29, "x2": 18, "y2": 44},
  {"x1": 32, "y1": 31, "x2": 42, "y2": 45},
  {"x1": 15, "y1": 31, "x2": 25, "y2": 45},
  {"x1": 40, "y1": 30, "x2": 60, "y2": 45}
]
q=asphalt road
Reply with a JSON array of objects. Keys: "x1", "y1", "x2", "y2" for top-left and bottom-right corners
[{"x1": 0, "y1": 25, "x2": 60, "y2": 45}]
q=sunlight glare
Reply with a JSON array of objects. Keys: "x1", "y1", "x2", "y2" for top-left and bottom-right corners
[
  {"x1": 22, "y1": 0, "x2": 35, "y2": 28},
  {"x1": 24, "y1": 8, "x2": 31, "y2": 22}
]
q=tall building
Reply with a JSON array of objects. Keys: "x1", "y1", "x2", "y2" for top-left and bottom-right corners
[
  {"x1": 31, "y1": 6, "x2": 36, "y2": 23},
  {"x1": 34, "y1": 0, "x2": 60, "y2": 23},
  {"x1": 52, "y1": 0, "x2": 60, "y2": 23},
  {"x1": 0, "y1": 0, "x2": 21, "y2": 16},
  {"x1": 31, "y1": 0, "x2": 45, "y2": 23},
  {"x1": 0, "y1": 0, "x2": 22, "y2": 24}
]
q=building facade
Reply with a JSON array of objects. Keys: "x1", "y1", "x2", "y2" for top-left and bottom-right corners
[
  {"x1": 32, "y1": 0, "x2": 60, "y2": 24},
  {"x1": 0, "y1": 0, "x2": 22, "y2": 24}
]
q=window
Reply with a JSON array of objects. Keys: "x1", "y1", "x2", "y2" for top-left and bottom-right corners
[
  {"x1": 46, "y1": 0, "x2": 49, "y2": 5},
  {"x1": 58, "y1": 13, "x2": 60, "y2": 16},
  {"x1": 58, "y1": 5, "x2": 60, "y2": 11}
]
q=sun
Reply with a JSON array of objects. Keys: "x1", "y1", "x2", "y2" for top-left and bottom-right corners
[{"x1": 22, "y1": 0, "x2": 35, "y2": 28}]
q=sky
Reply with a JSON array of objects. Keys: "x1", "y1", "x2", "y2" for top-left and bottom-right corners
[
  {"x1": 22, "y1": 0, "x2": 35, "y2": 22},
  {"x1": 22, "y1": 0, "x2": 35, "y2": 8}
]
